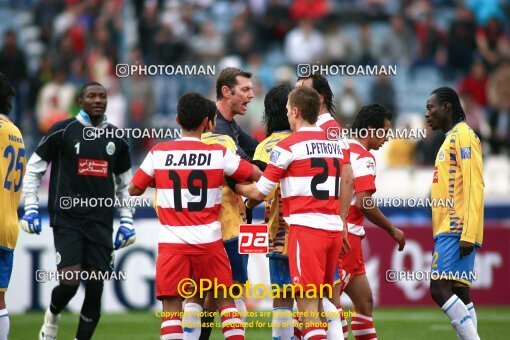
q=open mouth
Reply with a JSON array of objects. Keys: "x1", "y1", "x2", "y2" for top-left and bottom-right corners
[{"x1": 241, "y1": 101, "x2": 250, "y2": 111}]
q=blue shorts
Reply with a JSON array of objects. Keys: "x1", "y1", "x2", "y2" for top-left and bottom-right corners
[
  {"x1": 0, "y1": 249, "x2": 14, "y2": 291},
  {"x1": 269, "y1": 257, "x2": 292, "y2": 287},
  {"x1": 224, "y1": 238, "x2": 249, "y2": 283},
  {"x1": 432, "y1": 235, "x2": 476, "y2": 286}
]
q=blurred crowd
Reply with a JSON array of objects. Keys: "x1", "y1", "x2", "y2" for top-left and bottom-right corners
[{"x1": 0, "y1": 0, "x2": 509, "y2": 164}]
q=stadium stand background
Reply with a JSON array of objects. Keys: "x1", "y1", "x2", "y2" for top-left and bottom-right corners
[{"x1": 1, "y1": 0, "x2": 510, "y2": 312}]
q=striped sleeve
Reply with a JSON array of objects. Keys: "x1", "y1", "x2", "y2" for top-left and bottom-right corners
[
  {"x1": 256, "y1": 145, "x2": 292, "y2": 196},
  {"x1": 339, "y1": 137, "x2": 350, "y2": 164},
  {"x1": 132, "y1": 150, "x2": 155, "y2": 190},
  {"x1": 224, "y1": 147, "x2": 252, "y2": 181},
  {"x1": 456, "y1": 129, "x2": 484, "y2": 245},
  {"x1": 352, "y1": 156, "x2": 376, "y2": 193}
]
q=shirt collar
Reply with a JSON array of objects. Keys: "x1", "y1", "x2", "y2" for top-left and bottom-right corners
[
  {"x1": 349, "y1": 138, "x2": 367, "y2": 150},
  {"x1": 216, "y1": 109, "x2": 234, "y2": 123},
  {"x1": 445, "y1": 122, "x2": 463, "y2": 136},
  {"x1": 316, "y1": 113, "x2": 334, "y2": 126},
  {"x1": 297, "y1": 126, "x2": 322, "y2": 132},
  {"x1": 0, "y1": 114, "x2": 12, "y2": 123},
  {"x1": 76, "y1": 109, "x2": 108, "y2": 128},
  {"x1": 178, "y1": 136, "x2": 202, "y2": 141}
]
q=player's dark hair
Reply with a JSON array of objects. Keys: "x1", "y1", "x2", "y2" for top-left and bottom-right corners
[
  {"x1": 216, "y1": 67, "x2": 252, "y2": 100},
  {"x1": 263, "y1": 84, "x2": 292, "y2": 136},
  {"x1": 79, "y1": 81, "x2": 105, "y2": 98},
  {"x1": 0, "y1": 72, "x2": 15, "y2": 114},
  {"x1": 298, "y1": 74, "x2": 336, "y2": 115},
  {"x1": 351, "y1": 104, "x2": 393, "y2": 132},
  {"x1": 206, "y1": 98, "x2": 217, "y2": 124},
  {"x1": 288, "y1": 87, "x2": 321, "y2": 124},
  {"x1": 177, "y1": 93, "x2": 209, "y2": 130},
  {"x1": 431, "y1": 87, "x2": 466, "y2": 123}
]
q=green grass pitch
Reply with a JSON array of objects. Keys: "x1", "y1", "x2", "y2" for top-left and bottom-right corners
[{"x1": 10, "y1": 307, "x2": 509, "y2": 339}]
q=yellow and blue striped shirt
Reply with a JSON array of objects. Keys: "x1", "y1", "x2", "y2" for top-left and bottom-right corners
[
  {"x1": 253, "y1": 131, "x2": 292, "y2": 257},
  {"x1": 431, "y1": 122, "x2": 484, "y2": 246},
  {"x1": 0, "y1": 114, "x2": 26, "y2": 251},
  {"x1": 202, "y1": 132, "x2": 247, "y2": 241}
]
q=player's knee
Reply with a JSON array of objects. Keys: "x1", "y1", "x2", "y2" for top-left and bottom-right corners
[
  {"x1": 57, "y1": 283, "x2": 80, "y2": 299},
  {"x1": 429, "y1": 281, "x2": 449, "y2": 305},
  {"x1": 453, "y1": 286, "x2": 471, "y2": 304},
  {"x1": 59, "y1": 270, "x2": 81, "y2": 286},
  {"x1": 61, "y1": 278, "x2": 80, "y2": 286},
  {"x1": 59, "y1": 265, "x2": 82, "y2": 286},
  {"x1": 0, "y1": 294, "x2": 6, "y2": 310},
  {"x1": 364, "y1": 295, "x2": 374, "y2": 313},
  {"x1": 60, "y1": 277, "x2": 80, "y2": 289},
  {"x1": 356, "y1": 295, "x2": 374, "y2": 315}
]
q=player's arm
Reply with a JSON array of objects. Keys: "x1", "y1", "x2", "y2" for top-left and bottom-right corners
[
  {"x1": 235, "y1": 182, "x2": 266, "y2": 201},
  {"x1": 241, "y1": 146, "x2": 270, "y2": 221},
  {"x1": 340, "y1": 163, "x2": 354, "y2": 222},
  {"x1": 357, "y1": 191, "x2": 405, "y2": 251},
  {"x1": 339, "y1": 138, "x2": 353, "y2": 222},
  {"x1": 457, "y1": 130, "x2": 484, "y2": 257},
  {"x1": 113, "y1": 139, "x2": 136, "y2": 249},
  {"x1": 235, "y1": 145, "x2": 291, "y2": 202},
  {"x1": 19, "y1": 157, "x2": 44, "y2": 235},
  {"x1": 20, "y1": 124, "x2": 64, "y2": 234},
  {"x1": 340, "y1": 163, "x2": 354, "y2": 254},
  {"x1": 129, "y1": 149, "x2": 155, "y2": 196},
  {"x1": 339, "y1": 141, "x2": 353, "y2": 253},
  {"x1": 245, "y1": 158, "x2": 268, "y2": 209},
  {"x1": 354, "y1": 154, "x2": 405, "y2": 251},
  {"x1": 129, "y1": 183, "x2": 144, "y2": 196},
  {"x1": 224, "y1": 146, "x2": 262, "y2": 187}
]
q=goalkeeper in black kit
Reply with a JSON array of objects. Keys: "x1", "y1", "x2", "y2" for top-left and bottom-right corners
[{"x1": 20, "y1": 82, "x2": 136, "y2": 340}]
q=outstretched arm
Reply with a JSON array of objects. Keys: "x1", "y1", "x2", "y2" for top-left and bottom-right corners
[{"x1": 357, "y1": 191, "x2": 405, "y2": 251}]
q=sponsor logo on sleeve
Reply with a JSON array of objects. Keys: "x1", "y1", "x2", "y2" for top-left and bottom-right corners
[
  {"x1": 270, "y1": 150, "x2": 281, "y2": 164},
  {"x1": 460, "y1": 147, "x2": 471, "y2": 159}
]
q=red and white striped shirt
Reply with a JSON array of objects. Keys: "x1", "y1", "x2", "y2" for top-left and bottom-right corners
[
  {"x1": 316, "y1": 113, "x2": 350, "y2": 165},
  {"x1": 132, "y1": 137, "x2": 252, "y2": 254},
  {"x1": 346, "y1": 139, "x2": 377, "y2": 236},
  {"x1": 256, "y1": 127, "x2": 346, "y2": 231}
]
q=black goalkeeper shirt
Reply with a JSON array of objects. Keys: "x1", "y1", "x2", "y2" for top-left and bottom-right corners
[{"x1": 35, "y1": 115, "x2": 131, "y2": 228}]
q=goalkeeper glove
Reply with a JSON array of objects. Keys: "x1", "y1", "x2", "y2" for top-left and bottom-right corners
[
  {"x1": 114, "y1": 217, "x2": 136, "y2": 250},
  {"x1": 19, "y1": 206, "x2": 42, "y2": 234}
]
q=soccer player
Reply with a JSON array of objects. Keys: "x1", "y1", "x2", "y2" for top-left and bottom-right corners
[
  {"x1": 296, "y1": 74, "x2": 353, "y2": 338},
  {"x1": 250, "y1": 84, "x2": 295, "y2": 339},
  {"x1": 426, "y1": 87, "x2": 483, "y2": 340},
  {"x1": 213, "y1": 66, "x2": 262, "y2": 326},
  {"x1": 21, "y1": 82, "x2": 136, "y2": 340},
  {"x1": 236, "y1": 86, "x2": 347, "y2": 340},
  {"x1": 183, "y1": 99, "x2": 250, "y2": 339},
  {"x1": 129, "y1": 93, "x2": 261, "y2": 340},
  {"x1": 215, "y1": 67, "x2": 258, "y2": 161},
  {"x1": 335, "y1": 104, "x2": 406, "y2": 340},
  {"x1": 0, "y1": 72, "x2": 25, "y2": 340}
]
